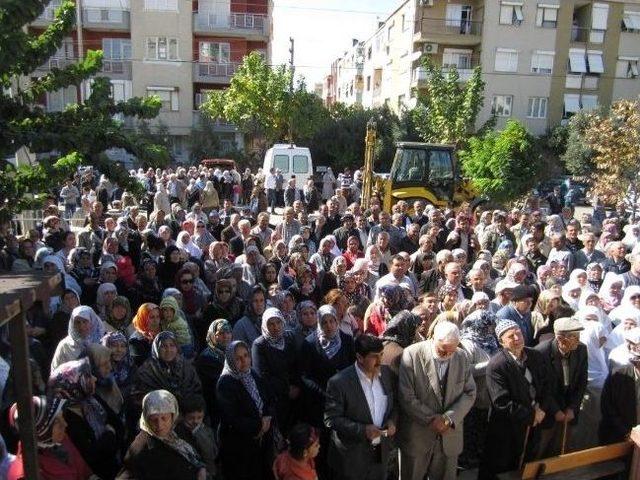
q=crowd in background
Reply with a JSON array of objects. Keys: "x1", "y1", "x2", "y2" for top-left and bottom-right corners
[{"x1": 0, "y1": 163, "x2": 640, "y2": 480}]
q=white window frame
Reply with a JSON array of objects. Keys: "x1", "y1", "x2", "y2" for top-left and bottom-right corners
[
  {"x1": 581, "y1": 95, "x2": 598, "y2": 111},
  {"x1": 531, "y1": 51, "x2": 554, "y2": 74},
  {"x1": 616, "y1": 57, "x2": 640, "y2": 78},
  {"x1": 145, "y1": 36, "x2": 178, "y2": 61},
  {"x1": 591, "y1": 3, "x2": 609, "y2": 30},
  {"x1": 563, "y1": 94, "x2": 580, "y2": 117},
  {"x1": 622, "y1": 11, "x2": 640, "y2": 32},
  {"x1": 568, "y1": 48, "x2": 587, "y2": 73},
  {"x1": 110, "y1": 80, "x2": 132, "y2": 102},
  {"x1": 587, "y1": 50, "x2": 604, "y2": 74},
  {"x1": 146, "y1": 86, "x2": 179, "y2": 111},
  {"x1": 442, "y1": 48, "x2": 473, "y2": 70},
  {"x1": 500, "y1": 2, "x2": 524, "y2": 25},
  {"x1": 46, "y1": 86, "x2": 77, "y2": 112},
  {"x1": 446, "y1": 4, "x2": 463, "y2": 27},
  {"x1": 495, "y1": 48, "x2": 518, "y2": 72},
  {"x1": 199, "y1": 41, "x2": 231, "y2": 63},
  {"x1": 536, "y1": 4, "x2": 559, "y2": 28},
  {"x1": 492, "y1": 95, "x2": 513, "y2": 117},
  {"x1": 102, "y1": 38, "x2": 131, "y2": 60},
  {"x1": 527, "y1": 97, "x2": 548, "y2": 118},
  {"x1": 144, "y1": 0, "x2": 177, "y2": 11}
]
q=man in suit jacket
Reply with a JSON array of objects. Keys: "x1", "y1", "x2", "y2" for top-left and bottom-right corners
[
  {"x1": 325, "y1": 334, "x2": 398, "y2": 480},
  {"x1": 398, "y1": 321, "x2": 476, "y2": 480},
  {"x1": 479, "y1": 320, "x2": 550, "y2": 480},
  {"x1": 284, "y1": 176, "x2": 305, "y2": 208},
  {"x1": 534, "y1": 317, "x2": 588, "y2": 457}
]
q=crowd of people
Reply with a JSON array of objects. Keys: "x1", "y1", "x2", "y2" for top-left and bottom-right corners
[{"x1": 1, "y1": 163, "x2": 640, "y2": 480}]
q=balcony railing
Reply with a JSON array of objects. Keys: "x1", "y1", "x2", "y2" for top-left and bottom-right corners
[
  {"x1": 194, "y1": 62, "x2": 239, "y2": 83},
  {"x1": 414, "y1": 18, "x2": 483, "y2": 37},
  {"x1": 413, "y1": 64, "x2": 478, "y2": 84},
  {"x1": 82, "y1": 8, "x2": 130, "y2": 30},
  {"x1": 571, "y1": 27, "x2": 606, "y2": 44},
  {"x1": 33, "y1": 0, "x2": 63, "y2": 24},
  {"x1": 192, "y1": 111, "x2": 238, "y2": 131},
  {"x1": 193, "y1": 12, "x2": 269, "y2": 36},
  {"x1": 101, "y1": 60, "x2": 132, "y2": 79},
  {"x1": 35, "y1": 57, "x2": 74, "y2": 72}
]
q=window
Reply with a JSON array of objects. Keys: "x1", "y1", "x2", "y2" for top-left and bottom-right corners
[
  {"x1": 398, "y1": 94, "x2": 406, "y2": 110},
  {"x1": 492, "y1": 95, "x2": 513, "y2": 117},
  {"x1": 531, "y1": 51, "x2": 554, "y2": 74},
  {"x1": 103, "y1": 38, "x2": 131, "y2": 60},
  {"x1": 500, "y1": 2, "x2": 524, "y2": 25},
  {"x1": 443, "y1": 49, "x2": 473, "y2": 69},
  {"x1": 171, "y1": 137, "x2": 183, "y2": 156},
  {"x1": 274, "y1": 155, "x2": 289, "y2": 173},
  {"x1": 366, "y1": 76, "x2": 371, "y2": 91},
  {"x1": 147, "y1": 87, "x2": 179, "y2": 111},
  {"x1": 292, "y1": 155, "x2": 309, "y2": 174},
  {"x1": 527, "y1": 97, "x2": 548, "y2": 118},
  {"x1": 86, "y1": 8, "x2": 123, "y2": 23},
  {"x1": 199, "y1": 42, "x2": 230, "y2": 63},
  {"x1": 581, "y1": 95, "x2": 598, "y2": 110},
  {"x1": 616, "y1": 57, "x2": 640, "y2": 78},
  {"x1": 536, "y1": 4, "x2": 558, "y2": 28},
  {"x1": 110, "y1": 80, "x2": 132, "y2": 102},
  {"x1": 401, "y1": 14, "x2": 407, "y2": 31},
  {"x1": 590, "y1": 3, "x2": 608, "y2": 42},
  {"x1": 495, "y1": 48, "x2": 518, "y2": 72},
  {"x1": 587, "y1": 50, "x2": 604, "y2": 74},
  {"x1": 564, "y1": 94, "x2": 598, "y2": 118},
  {"x1": 446, "y1": 4, "x2": 463, "y2": 27},
  {"x1": 146, "y1": 37, "x2": 178, "y2": 60},
  {"x1": 47, "y1": 86, "x2": 77, "y2": 112},
  {"x1": 568, "y1": 49, "x2": 587, "y2": 73},
  {"x1": 429, "y1": 150, "x2": 454, "y2": 180},
  {"x1": 144, "y1": 0, "x2": 177, "y2": 11},
  {"x1": 622, "y1": 11, "x2": 640, "y2": 32}
]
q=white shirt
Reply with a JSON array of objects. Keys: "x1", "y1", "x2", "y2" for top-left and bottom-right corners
[
  {"x1": 265, "y1": 173, "x2": 277, "y2": 190},
  {"x1": 354, "y1": 363, "x2": 388, "y2": 432},
  {"x1": 374, "y1": 273, "x2": 416, "y2": 299}
]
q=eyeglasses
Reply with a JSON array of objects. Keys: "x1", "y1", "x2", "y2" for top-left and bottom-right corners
[{"x1": 181, "y1": 278, "x2": 194, "y2": 284}]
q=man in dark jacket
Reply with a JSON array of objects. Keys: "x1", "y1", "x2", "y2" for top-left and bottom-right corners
[
  {"x1": 333, "y1": 214, "x2": 360, "y2": 250},
  {"x1": 324, "y1": 334, "x2": 398, "y2": 480},
  {"x1": 496, "y1": 285, "x2": 535, "y2": 347},
  {"x1": 284, "y1": 176, "x2": 305, "y2": 208},
  {"x1": 534, "y1": 317, "x2": 588, "y2": 457},
  {"x1": 479, "y1": 320, "x2": 550, "y2": 480}
]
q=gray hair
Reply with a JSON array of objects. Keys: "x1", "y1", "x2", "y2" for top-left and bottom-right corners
[{"x1": 433, "y1": 321, "x2": 460, "y2": 343}]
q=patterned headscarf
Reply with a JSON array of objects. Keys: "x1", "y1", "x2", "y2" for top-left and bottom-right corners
[
  {"x1": 382, "y1": 310, "x2": 421, "y2": 348},
  {"x1": 68, "y1": 305, "x2": 104, "y2": 346},
  {"x1": 101, "y1": 331, "x2": 133, "y2": 387},
  {"x1": 221, "y1": 341, "x2": 263, "y2": 415},
  {"x1": 151, "y1": 331, "x2": 179, "y2": 364},
  {"x1": 460, "y1": 310, "x2": 499, "y2": 355},
  {"x1": 261, "y1": 307, "x2": 286, "y2": 350},
  {"x1": 205, "y1": 319, "x2": 231, "y2": 363},
  {"x1": 316, "y1": 305, "x2": 342, "y2": 359},
  {"x1": 10, "y1": 396, "x2": 66, "y2": 448}
]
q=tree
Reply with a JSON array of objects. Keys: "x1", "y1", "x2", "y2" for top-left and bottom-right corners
[
  {"x1": 561, "y1": 110, "x2": 597, "y2": 177},
  {"x1": 0, "y1": 0, "x2": 168, "y2": 222},
  {"x1": 459, "y1": 120, "x2": 542, "y2": 204},
  {"x1": 411, "y1": 59, "x2": 485, "y2": 146},
  {"x1": 582, "y1": 99, "x2": 640, "y2": 212}
]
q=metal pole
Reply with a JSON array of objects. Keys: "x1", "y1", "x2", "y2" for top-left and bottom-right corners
[
  {"x1": 519, "y1": 425, "x2": 531, "y2": 470},
  {"x1": 561, "y1": 418, "x2": 569, "y2": 455},
  {"x1": 288, "y1": 37, "x2": 295, "y2": 147},
  {"x1": 9, "y1": 311, "x2": 40, "y2": 480},
  {"x1": 76, "y1": 0, "x2": 85, "y2": 102}
]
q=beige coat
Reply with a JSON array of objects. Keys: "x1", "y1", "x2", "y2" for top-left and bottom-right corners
[{"x1": 398, "y1": 340, "x2": 476, "y2": 458}]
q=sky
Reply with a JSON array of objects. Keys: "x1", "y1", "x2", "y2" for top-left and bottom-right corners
[{"x1": 271, "y1": 0, "x2": 400, "y2": 89}]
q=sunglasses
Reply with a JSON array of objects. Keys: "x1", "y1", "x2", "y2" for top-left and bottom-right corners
[
  {"x1": 181, "y1": 278, "x2": 194, "y2": 284},
  {"x1": 631, "y1": 295, "x2": 640, "y2": 300},
  {"x1": 197, "y1": 225, "x2": 205, "y2": 228}
]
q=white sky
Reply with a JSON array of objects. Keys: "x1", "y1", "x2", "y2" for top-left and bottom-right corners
[{"x1": 271, "y1": 0, "x2": 400, "y2": 88}]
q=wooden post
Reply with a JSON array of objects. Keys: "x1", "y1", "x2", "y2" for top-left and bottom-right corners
[{"x1": 8, "y1": 310, "x2": 39, "y2": 480}]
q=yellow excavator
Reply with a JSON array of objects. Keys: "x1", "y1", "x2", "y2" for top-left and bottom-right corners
[{"x1": 361, "y1": 119, "x2": 478, "y2": 211}]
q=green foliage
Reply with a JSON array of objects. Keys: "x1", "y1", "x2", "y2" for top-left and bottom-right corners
[
  {"x1": 561, "y1": 110, "x2": 596, "y2": 177},
  {"x1": 411, "y1": 59, "x2": 485, "y2": 146},
  {"x1": 460, "y1": 120, "x2": 542, "y2": 204},
  {"x1": 0, "y1": 0, "x2": 169, "y2": 222}
]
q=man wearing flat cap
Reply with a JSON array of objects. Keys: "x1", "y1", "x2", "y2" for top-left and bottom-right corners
[
  {"x1": 534, "y1": 317, "x2": 588, "y2": 457},
  {"x1": 496, "y1": 285, "x2": 535, "y2": 346},
  {"x1": 479, "y1": 320, "x2": 550, "y2": 479}
]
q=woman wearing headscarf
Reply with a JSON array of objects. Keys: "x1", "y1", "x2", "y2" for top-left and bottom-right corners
[
  {"x1": 95, "y1": 282, "x2": 117, "y2": 322},
  {"x1": 232, "y1": 285, "x2": 269, "y2": 345},
  {"x1": 134, "y1": 259, "x2": 163, "y2": 307},
  {"x1": 8, "y1": 396, "x2": 93, "y2": 480},
  {"x1": 42, "y1": 255, "x2": 81, "y2": 312},
  {"x1": 86, "y1": 344, "x2": 125, "y2": 423},
  {"x1": 293, "y1": 301, "x2": 318, "y2": 349},
  {"x1": 176, "y1": 231, "x2": 203, "y2": 261},
  {"x1": 159, "y1": 295, "x2": 194, "y2": 357},
  {"x1": 605, "y1": 308, "x2": 640, "y2": 353},
  {"x1": 201, "y1": 181, "x2": 220, "y2": 214},
  {"x1": 608, "y1": 285, "x2": 640, "y2": 325},
  {"x1": 203, "y1": 278, "x2": 245, "y2": 328},
  {"x1": 51, "y1": 306, "x2": 104, "y2": 372},
  {"x1": 69, "y1": 247, "x2": 99, "y2": 305},
  {"x1": 48, "y1": 358, "x2": 121, "y2": 479},
  {"x1": 599, "y1": 272, "x2": 625, "y2": 313},
  {"x1": 562, "y1": 280, "x2": 583, "y2": 311},
  {"x1": 252, "y1": 307, "x2": 301, "y2": 432},
  {"x1": 459, "y1": 310, "x2": 499, "y2": 469},
  {"x1": 129, "y1": 303, "x2": 162, "y2": 367},
  {"x1": 288, "y1": 263, "x2": 322, "y2": 305},
  {"x1": 586, "y1": 262, "x2": 604, "y2": 292},
  {"x1": 319, "y1": 255, "x2": 348, "y2": 293},
  {"x1": 131, "y1": 331, "x2": 202, "y2": 412},
  {"x1": 158, "y1": 245, "x2": 184, "y2": 289},
  {"x1": 363, "y1": 284, "x2": 404, "y2": 337},
  {"x1": 380, "y1": 310, "x2": 421, "y2": 378},
  {"x1": 195, "y1": 319, "x2": 232, "y2": 427},
  {"x1": 102, "y1": 331, "x2": 136, "y2": 397},
  {"x1": 119, "y1": 389, "x2": 206, "y2": 479},
  {"x1": 530, "y1": 289, "x2": 563, "y2": 343},
  {"x1": 103, "y1": 295, "x2": 134, "y2": 337},
  {"x1": 49, "y1": 289, "x2": 81, "y2": 349},
  {"x1": 193, "y1": 220, "x2": 215, "y2": 252},
  {"x1": 217, "y1": 340, "x2": 276, "y2": 480}
]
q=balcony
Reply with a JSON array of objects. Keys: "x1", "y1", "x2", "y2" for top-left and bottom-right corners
[
  {"x1": 193, "y1": 12, "x2": 269, "y2": 40},
  {"x1": 82, "y1": 8, "x2": 130, "y2": 31},
  {"x1": 193, "y1": 62, "x2": 239, "y2": 84},
  {"x1": 412, "y1": 64, "x2": 478, "y2": 86},
  {"x1": 34, "y1": 57, "x2": 74, "y2": 74},
  {"x1": 192, "y1": 111, "x2": 238, "y2": 132},
  {"x1": 571, "y1": 27, "x2": 606, "y2": 44},
  {"x1": 31, "y1": 0, "x2": 62, "y2": 26},
  {"x1": 413, "y1": 18, "x2": 483, "y2": 46},
  {"x1": 101, "y1": 60, "x2": 132, "y2": 80}
]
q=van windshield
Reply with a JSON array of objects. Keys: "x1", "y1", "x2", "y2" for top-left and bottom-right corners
[
  {"x1": 293, "y1": 155, "x2": 309, "y2": 174},
  {"x1": 274, "y1": 154, "x2": 289, "y2": 173}
]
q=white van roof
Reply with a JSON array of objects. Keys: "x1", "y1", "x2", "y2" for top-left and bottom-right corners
[{"x1": 268, "y1": 144, "x2": 310, "y2": 151}]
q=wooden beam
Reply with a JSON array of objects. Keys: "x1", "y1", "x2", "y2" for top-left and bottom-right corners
[
  {"x1": 520, "y1": 441, "x2": 633, "y2": 479},
  {"x1": 9, "y1": 310, "x2": 39, "y2": 480}
]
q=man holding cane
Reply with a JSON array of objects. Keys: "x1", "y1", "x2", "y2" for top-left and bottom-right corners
[{"x1": 479, "y1": 320, "x2": 550, "y2": 479}]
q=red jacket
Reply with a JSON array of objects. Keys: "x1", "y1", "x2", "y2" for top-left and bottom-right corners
[{"x1": 8, "y1": 437, "x2": 93, "y2": 480}]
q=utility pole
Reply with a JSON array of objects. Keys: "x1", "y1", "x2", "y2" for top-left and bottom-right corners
[
  {"x1": 288, "y1": 37, "x2": 294, "y2": 147},
  {"x1": 76, "y1": 0, "x2": 85, "y2": 102}
]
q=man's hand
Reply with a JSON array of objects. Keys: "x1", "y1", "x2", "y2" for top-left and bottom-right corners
[
  {"x1": 564, "y1": 408, "x2": 575, "y2": 422},
  {"x1": 430, "y1": 416, "x2": 450, "y2": 434},
  {"x1": 365, "y1": 424, "x2": 382, "y2": 441},
  {"x1": 554, "y1": 410, "x2": 566, "y2": 423},
  {"x1": 533, "y1": 406, "x2": 546, "y2": 426},
  {"x1": 385, "y1": 421, "x2": 397, "y2": 438}
]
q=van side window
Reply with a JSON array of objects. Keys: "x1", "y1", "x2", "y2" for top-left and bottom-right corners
[
  {"x1": 274, "y1": 155, "x2": 289, "y2": 173},
  {"x1": 292, "y1": 155, "x2": 309, "y2": 174}
]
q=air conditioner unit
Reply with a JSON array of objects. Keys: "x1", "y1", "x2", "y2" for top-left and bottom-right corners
[
  {"x1": 419, "y1": 0, "x2": 434, "y2": 6},
  {"x1": 423, "y1": 43, "x2": 438, "y2": 54}
]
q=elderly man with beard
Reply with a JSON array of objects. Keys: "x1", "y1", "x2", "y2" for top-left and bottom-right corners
[{"x1": 397, "y1": 321, "x2": 476, "y2": 480}]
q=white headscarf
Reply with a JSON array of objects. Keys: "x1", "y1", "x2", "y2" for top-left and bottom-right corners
[{"x1": 176, "y1": 231, "x2": 203, "y2": 259}]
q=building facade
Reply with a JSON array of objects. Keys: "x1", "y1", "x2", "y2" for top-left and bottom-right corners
[
  {"x1": 324, "y1": 0, "x2": 640, "y2": 136},
  {"x1": 29, "y1": 0, "x2": 272, "y2": 163}
]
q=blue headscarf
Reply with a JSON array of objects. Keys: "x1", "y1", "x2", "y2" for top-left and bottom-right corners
[
  {"x1": 221, "y1": 341, "x2": 263, "y2": 415},
  {"x1": 461, "y1": 310, "x2": 499, "y2": 354}
]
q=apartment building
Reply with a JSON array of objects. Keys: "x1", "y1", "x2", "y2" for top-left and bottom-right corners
[
  {"x1": 324, "y1": 0, "x2": 640, "y2": 136},
  {"x1": 29, "y1": 0, "x2": 272, "y2": 163}
]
